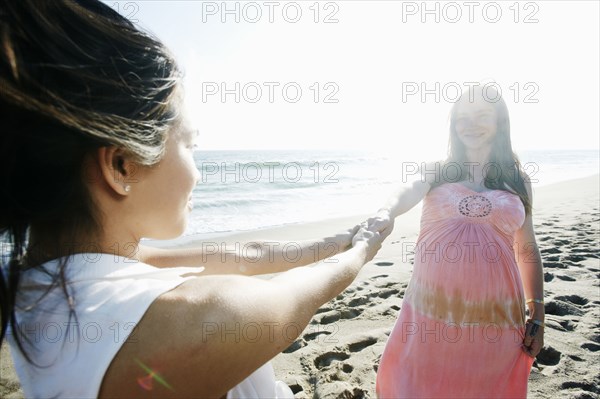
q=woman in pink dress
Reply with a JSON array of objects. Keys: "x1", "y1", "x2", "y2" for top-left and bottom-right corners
[{"x1": 371, "y1": 85, "x2": 545, "y2": 398}]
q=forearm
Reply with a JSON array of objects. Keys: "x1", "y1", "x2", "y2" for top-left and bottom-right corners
[
  {"x1": 137, "y1": 236, "x2": 350, "y2": 275},
  {"x1": 516, "y1": 245, "x2": 545, "y2": 321},
  {"x1": 248, "y1": 236, "x2": 350, "y2": 274},
  {"x1": 270, "y1": 243, "x2": 368, "y2": 318},
  {"x1": 379, "y1": 187, "x2": 408, "y2": 218},
  {"x1": 379, "y1": 179, "x2": 428, "y2": 219}
]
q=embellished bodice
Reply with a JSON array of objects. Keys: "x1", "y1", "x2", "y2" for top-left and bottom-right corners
[{"x1": 420, "y1": 182, "x2": 526, "y2": 238}]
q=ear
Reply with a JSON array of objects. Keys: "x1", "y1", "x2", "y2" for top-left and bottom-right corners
[{"x1": 96, "y1": 146, "x2": 140, "y2": 195}]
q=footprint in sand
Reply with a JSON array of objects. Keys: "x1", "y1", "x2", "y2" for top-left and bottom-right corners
[
  {"x1": 545, "y1": 299, "x2": 585, "y2": 317},
  {"x1": 283, "y1": 339, "x2": 307, "y2": 354},
  {"x1": 536, "y1": 345, "x2": 562, "y2": 366},
  {"x1": 348, "y1": 296, "x2": 370, "y2": 307},
  {"x1": 543, "y1": 261, "x2": 567, "y2": 269},
  {"x1": 315, "y1": 306, "x2": 333, "y2": 315},
  {"x1": 328, "y1": 363, "x2": 354, "y2": 382},
  {"x1": 313, "y1": 351, "x2": 350, "y2": 369},
  {"x1": 303, "y1": 330, "x2": 332, "y2": 342},
  {"x1": 541, "y1": 247, "x2": 561, "y2": 255},
  {"x1": 554, "y1": 294, "x2": 589, "y2": 307},
  {"x1": 557, "y1": 319, "x2": 577, "y2": 332},
  {"x1": 544, "y1": 317, "x2": 576, "y2": 332},
  {"x1": 375, "y1": 279, "x2": 396, "y2": 289},
  {"x1": 347, "y1": 336, "x2": 378, "y2": 353},
  {"x1": 375, "y1": 288, "x2": 400, "y2": 299},
  {"x1": 560, "y1": 380, "x2": 600, "y2": 395},
  {"x1": 341, "y1": 363, "x2": 353, "y2": 373},
  {"x1": 318, "y1": 308, "x2": 362, "y2": 325},
  {"x1": 544, "y1": 272, "x2": 555, "y2": 282},
  {"x1": 564, "y1": 254, "x2": 589, "y2": 263},
  {"x1": 580, "y1": 342, "x2": 600, "y2": 352},
  {"x1": 555, "y1": 274, "x2": 576, "y2": 282},
  {"x1": 375, "y1": 261, "x2": 394, "y2": 267}
]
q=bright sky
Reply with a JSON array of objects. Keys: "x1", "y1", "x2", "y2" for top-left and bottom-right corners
[{"x1": 105, "y1": 1, "x2": 599, "y2": 159}]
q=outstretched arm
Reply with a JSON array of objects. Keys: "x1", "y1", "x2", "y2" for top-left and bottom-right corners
[
  {"x1": 136, "y1": 226, "x2": 359, "y2": 275},
  {"x1": 99, "y1": 227, "x2": 383, "y2": 398},
  {"x1": 377, "y1": 175, "x2": 432, "y2": 219},
  {"x1": 366, "y1": 161, "x2": 435, "y2": 234}
]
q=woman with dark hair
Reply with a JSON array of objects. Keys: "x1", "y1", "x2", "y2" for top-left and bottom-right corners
[
  {"x1": 371, "y1": 85, "x2": 545, "y2": 398},
  {"x1": 0, "y1": 1, "x2": 387, "y2": 397}
]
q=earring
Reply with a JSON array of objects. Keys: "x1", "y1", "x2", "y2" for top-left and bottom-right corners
[{"x1": 124, "y1": 185, "x2": 131, "y2": 192}]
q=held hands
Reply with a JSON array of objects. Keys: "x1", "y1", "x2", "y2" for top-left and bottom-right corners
[
  {"x1": 351, "y1": 225, "x2": 383, "y2": 264},
  {"x1": 328, "y1": 217, "x2": 385, "y2": 260},
  {"x1": 331, "y1": 224, "x2": 361, "y2": 252},
  {"x1": 365, "y1": 208, "x2": 395, "y2": 240},
  {"x1": 348, "y1": 208, "x2": 396, "y2": 264}
]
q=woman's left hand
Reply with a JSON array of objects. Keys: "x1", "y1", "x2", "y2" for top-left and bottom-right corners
[{"x1": 522, "y1": 319, "x2": 544, "y2": 358}]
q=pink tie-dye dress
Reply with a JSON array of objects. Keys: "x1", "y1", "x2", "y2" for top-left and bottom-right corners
[{"x1": 376, "y1": 182, "x2": 536, "y2": 398}]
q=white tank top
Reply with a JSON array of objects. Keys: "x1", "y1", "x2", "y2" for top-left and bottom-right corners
[{"x1": 6, "y1": 252, "x2": 293, "y2": 398}]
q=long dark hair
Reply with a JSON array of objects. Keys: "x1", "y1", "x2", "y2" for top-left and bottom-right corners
[
  {"x1": 0, "y1": 0, "x2": 183, "y2": 362},
  {"x1": 429, "y1": 84, "x2": 532, "y2": 216}
]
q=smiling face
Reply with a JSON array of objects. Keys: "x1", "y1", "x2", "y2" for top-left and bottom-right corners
[{"x1": 454, "y1": 92, "x2": 498, "y2": 151}]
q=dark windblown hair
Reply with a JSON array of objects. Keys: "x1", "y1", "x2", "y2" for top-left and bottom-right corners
[
  {"x1": 0, "y1": 0, "x2": 183, "y2": 363},
  {"x1": 428, "y1": 84, "x2": 532, "y2": 216}
]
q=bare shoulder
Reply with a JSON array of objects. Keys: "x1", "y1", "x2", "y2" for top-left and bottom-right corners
[{"x1": 98, "y1": 275, "x2": 291, "y2": 398}]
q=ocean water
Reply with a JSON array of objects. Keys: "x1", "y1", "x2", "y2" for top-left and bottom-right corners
[
  {"x1": 1, "y1": 149, "x2": 596, "y2": 252},
  {"x1": 178, "y1": 149, "x2": 599, "y2": 237}
]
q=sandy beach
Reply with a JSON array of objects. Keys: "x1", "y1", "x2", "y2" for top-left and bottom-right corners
[{"x1": 1, "y1": 174, "x2": 598, "y2": 398}]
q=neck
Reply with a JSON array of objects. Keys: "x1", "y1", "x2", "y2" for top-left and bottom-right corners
[
  {"x1": 464, "y1": 145, "x2": 492, "y2": 166},
  {"x1": 25, "y1": 224, "x2": 142, "y2": 267},
  {"x1": 461, "y1": 145, "x2": 493, "y2": 184}
]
